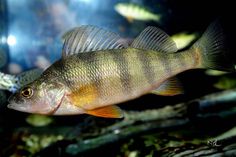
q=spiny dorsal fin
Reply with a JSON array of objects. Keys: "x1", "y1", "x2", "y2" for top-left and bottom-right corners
[
  {"x1": 86, "y1": 105, "x2": 124, "y2": 118},
  {"x1": 62, "y1": 26, "x2": 127, "y2": 57},
  {"x1": 150, "y1": 77, "x2": 184, "y2": 96},
  {"x1": 131, "y1": 26, "x2": 178, "y2": 53}
]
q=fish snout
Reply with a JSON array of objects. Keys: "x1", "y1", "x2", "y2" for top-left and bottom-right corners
[
  {"x1": 7, "y1": 93, "x2": 16, "y2": 103},
  {"x1": 7, "y1": 102, "x2": 27, "y2": 112},
  {"x1": 7, "y1": 94, "x2": 25, "y2": 111}
]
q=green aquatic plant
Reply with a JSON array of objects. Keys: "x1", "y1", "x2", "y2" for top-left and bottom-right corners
[
  {"x1": 214, "y1": 77, "x2": 236, "y2": 90},
  {"x1": 21, "y1": 134, "x2": 63, "y2": 155},
  {"x1": 216, "y1": 126, "x2": 236, "y2": 140},
  {"x1": 26, "y1": 114, "x2": 53, "y2": 127},
  {"x1": 171, "y1": 32, "x2": 197, "y2": 50}
]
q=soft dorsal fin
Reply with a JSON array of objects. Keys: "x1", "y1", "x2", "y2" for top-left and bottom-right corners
[
  {"x1": 62, "y1": 25, "x2": 127, "y2": 57},
  {"x1": 150, "y1": 77, "x2": 184, "y2": 96},
  {"x1": 131, "y1": 26, "x2": 178, "y2": 53}
]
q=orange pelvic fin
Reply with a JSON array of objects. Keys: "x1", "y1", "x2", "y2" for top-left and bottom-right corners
[
  {"x1": 150, "y1": 77, "x2": 184, "y2": 96},
  {"x1": 87, "y1": 105, "x2": 124, "y2": 118}
]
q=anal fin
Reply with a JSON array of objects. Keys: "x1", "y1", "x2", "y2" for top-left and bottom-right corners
[
  {"x1": 86, "y1": 105, "x2": 124, "y2": 118},
  {"x1": 150, "y1": 77, "x2": 184, "y2": 96}
]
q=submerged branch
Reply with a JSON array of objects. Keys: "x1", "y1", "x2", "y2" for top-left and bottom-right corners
[{"x1": 32, "y1": 89, "x2": 236, "y2": 156}]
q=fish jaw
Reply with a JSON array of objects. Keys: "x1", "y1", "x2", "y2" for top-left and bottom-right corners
[
  {"x1": 8, "y1": 101, "x2": 29, "y2": 113},
  {"x1": 7, "y1": 93, "x2": 29, "y2": 112},
  {"x1": 7, "y1": 98, "x2": 54, "y2": 114},
  {"x1": 7, "y1": 103, "x2": 46, "y2": 114}
]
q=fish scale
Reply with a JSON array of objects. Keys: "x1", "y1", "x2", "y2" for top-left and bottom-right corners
[
  {"x1": 51, "y1": 48, "x2": 195, "y2": 110},
  {"x1": 8, "y1": 23, "x2": 235, "y2": 118},
  {"x1": 59, "y1": 51, "x2": 131, "y2": 109}
]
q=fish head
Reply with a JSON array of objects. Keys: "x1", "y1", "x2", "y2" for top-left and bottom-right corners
[
  {"x1": 8, "y1": 79, "x2": 66, "y2": 114},
  {"x1": 114, "y1": 3, "x2": 127, "y2": 15}
]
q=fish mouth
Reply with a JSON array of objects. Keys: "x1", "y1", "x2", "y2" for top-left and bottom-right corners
[
  {"x1": 7, "y1": 94, "x2": 28, "y2": 112},
  {"x1": 7, "y1": 102, "x2": 28, "y2": 112}
]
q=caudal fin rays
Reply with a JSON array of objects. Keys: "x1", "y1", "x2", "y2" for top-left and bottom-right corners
[{"x1": 192, "y1": 20, "x2": 235, "y2": 72}]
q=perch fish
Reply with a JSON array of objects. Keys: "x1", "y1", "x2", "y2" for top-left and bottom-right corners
[
  {"x1": 114, "y1": 3, "x2": 161, "y2": 23},
  {"x1": 8, "y1": 22, "x2": 234, "y2": 118}
]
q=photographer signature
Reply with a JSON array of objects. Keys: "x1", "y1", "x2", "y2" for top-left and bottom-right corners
[{"x1": 207, "y1": 139, "x2": 221, "y2": 147}]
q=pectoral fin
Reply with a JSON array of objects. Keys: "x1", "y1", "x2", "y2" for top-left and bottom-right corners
[
  {"x1": 68, "y1": 84, "x2": 99, "y2": 109},
  {"x1": 150, "y1": 77, "x2": 184, "y2": 96},
  {"x1": 86, "y1": 105, "x2": 124, "y2": 118}
]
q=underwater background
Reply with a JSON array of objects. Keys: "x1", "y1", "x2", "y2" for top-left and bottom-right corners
[{"x1": 1, "y1": 0, "x2": 236, "y2": 156}]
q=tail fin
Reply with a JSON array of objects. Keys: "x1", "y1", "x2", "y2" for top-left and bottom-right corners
[{"x1": 192, "y1": 21, "x2": 235, "y2": 72}]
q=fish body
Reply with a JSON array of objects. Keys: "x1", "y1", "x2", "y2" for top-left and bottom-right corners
[
  {"x1": 171, "y1": 32, "x2": 197, "y2": 50},
  {"x1": 115, "y1": 3, "x2": 161, "y2": 23},
  {"x1": 8, "y1": 22, "x2": 235, "y2": 118},
  {"x1": 8, "y1": 48, "x2": 190, "y2": 116},
  {"x1": 52, "y1": 48, "x2": 195, "y2": 111}
]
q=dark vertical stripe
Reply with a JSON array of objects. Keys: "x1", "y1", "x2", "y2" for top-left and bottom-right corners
[
  {"x1": 60, "y1": 52, "x2": 101, "y2": 94},
  {"x1": 110, "y1": 50, "x2": 131, "y2": 94},
  {"x1": 159, "y1": 54, "x2": 172, "y2": 76},
  {"x1": 176, "y1": 52, "x2": 186, "y2": 69},
  {"x1": 58, "y1": 57, "x2": 77, "y2": 90},
  {"x1": 136, "y1": 50, "x2": 156, "y2": 84},
  {"x1": 82, "y1": 52, "x2": 103, "y2": 96}
]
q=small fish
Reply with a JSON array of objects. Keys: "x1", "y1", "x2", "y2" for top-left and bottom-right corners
[
  {"x1": 8, "y1": 21, "x2": 234, "y2": 118},
  {"x1": 0, "y1": 69, "x2": 42, "y2": 93},
  {"x1": 205, "y1": 69, "x2": 228, "y2": 76},
  {"x1": 114, "y1": 3, "x2": 161, "y2": 23},
  {"x1": 171, "y1": 32, "x2": 197, "y2": 50}
]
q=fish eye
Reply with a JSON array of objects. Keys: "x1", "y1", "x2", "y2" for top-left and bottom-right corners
[{"x1": 21, "y1": 87, "x2": 33, "y2": 98}]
